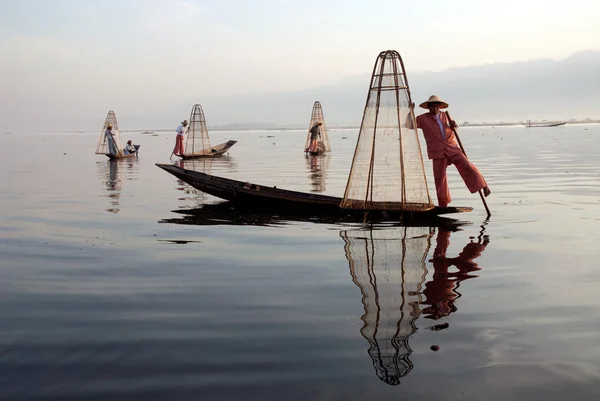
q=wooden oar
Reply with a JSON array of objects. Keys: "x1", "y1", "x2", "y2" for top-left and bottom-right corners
[{"x1": 445, "y1": 111, "x2": 491, "y2": 217}]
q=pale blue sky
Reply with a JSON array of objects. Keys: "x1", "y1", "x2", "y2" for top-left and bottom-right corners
[{"x1": 1, "y1": 0, "x2": 599, "y2": 131}]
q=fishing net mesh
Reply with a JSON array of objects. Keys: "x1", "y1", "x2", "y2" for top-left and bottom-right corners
[
  {"x1": 304, "y1": 101, "x2": 331, "y2": 153},
  {"x1": 342, "y1": 226, "x2": 432, "y2": 385},
  {"x1": 95, "y1": 110, "x2": 123, "y2": 155},
  {"x1": 341, "y1": 51, "x2": 433, "y2": 211},
  {"x1": 184, "y1": 104, "x2": 211, "y2": 156}
]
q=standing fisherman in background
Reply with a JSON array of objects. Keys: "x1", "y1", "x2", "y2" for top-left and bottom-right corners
[
  {"x1": 406, "y1": 95, "x2": 490, "y2": 208},
  {"x1": 104, "y1": 123, "x2": 118, "y2": 156},
  {"x1": 172, "y1": 120, "x2": 188, "y2": 158},
  {"x1": 306, "y1": 121, "x2": 322, "y2": 153}
]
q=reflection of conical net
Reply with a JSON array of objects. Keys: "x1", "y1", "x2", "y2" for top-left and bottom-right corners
[
  {"x1": 341, "y1": 50, "x2": 433, "y2": 211},
  {"x1": 304, "y1": 101, "x2": 331, "y2": 153},
  {"x1": 341, "y1": 226, "x2": 432, "y2": 385},
  {"x1": 184, "y1": 104, "x2": 211, "y2": 156},
  {"x1": 95, "y1": 110, "x2": 123, "y2": 155}
]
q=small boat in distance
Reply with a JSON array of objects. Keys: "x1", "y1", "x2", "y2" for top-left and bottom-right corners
[
  {"x1": 176, "y1": 104, "x2": 237, "y2": 159},
  {"x1": 524, "y1": 120, "x2": 566, "y2": 127},
  {"x1": 94, "y1": 110, "x2": 140, "y2": 159}
]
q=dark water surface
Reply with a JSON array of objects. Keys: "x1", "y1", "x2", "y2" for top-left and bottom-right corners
[{"x1": 1, "y1": 125, "x2": 600, "y2": 400}]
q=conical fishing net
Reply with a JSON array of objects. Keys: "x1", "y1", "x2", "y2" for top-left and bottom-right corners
[
  {"x1": 304, "y1": 101, "x2": 331, "y2": 153},
  {"x1": 184, "y1": 104, "x2": 211, "y2": 156},
  {"x1": 341, "y1": 50, "x2": 433, "y2": 211},
  {"x1": 95, "y1": 110, "x2": 123, "y2": 155}
]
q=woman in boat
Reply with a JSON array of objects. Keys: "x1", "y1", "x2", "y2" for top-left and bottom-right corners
[
  {"x1": 173, "y1": 120, "x2": 188, "y2": 156},
  {"x1": 306, "y1": 121, "x2": 322, "y2": 153},
  {"x1": 124, "y1": 140, "x2": 136, "y2": 154},
  {"x1": 104, "y1": 123, "x2": 118, "y2": 155}
]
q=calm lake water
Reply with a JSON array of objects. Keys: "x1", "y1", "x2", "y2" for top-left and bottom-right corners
[{"x1": 1, "y1": 124, "x2": 600, "y2": 400}]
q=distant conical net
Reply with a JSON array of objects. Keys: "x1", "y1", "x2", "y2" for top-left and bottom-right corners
[
  {"x1": 184, "y1": 104, "x2": 211, "y2": 156},
  {"x1": 95, "y1": 110, "x2": 123, "y2": 155},
  {"x1": 341, "y1": 226, "x2": 432, "y2": 385},
  {"x1": 304, "y1": 101, "x2": 331, "y2": 153},
  {"x1": 341, "y1": 50, "x2": 433, "y2": 211}
]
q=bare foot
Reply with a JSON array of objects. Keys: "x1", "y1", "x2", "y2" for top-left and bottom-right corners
[{"x1": 483, "y1": 186, "x2": 491, "y2": 197}]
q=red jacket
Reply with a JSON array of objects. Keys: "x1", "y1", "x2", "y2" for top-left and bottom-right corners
[{"x1": 414, "y1": 112, "x2": 462, "y2": 160}]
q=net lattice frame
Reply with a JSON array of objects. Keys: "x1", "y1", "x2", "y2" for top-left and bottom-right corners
[
  {"x1": 341, "y1": 50, "x2": 433, "y2": 211},
  {"x1": 95, "y1": 110, "x2": 124, "y2": 155},
  {"x1": 304, "y1": 101, "x2": 331, "y2": 153},
  {"x1": 183, "y1": 104, "x2": 211, "y2": 156},
  {"x1": 341, "y1": 226, "x2": 432, "y2": 385}
]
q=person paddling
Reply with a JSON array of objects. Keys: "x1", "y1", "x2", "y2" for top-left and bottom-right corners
[
  {"x1": 173, "y1": 120, "x2": 188, "y2": 157},
  {"x1": 406, "y1": 95, "x2": 490, "y2": 207}
]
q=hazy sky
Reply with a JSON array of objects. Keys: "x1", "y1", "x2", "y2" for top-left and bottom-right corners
[{"x1": 2, "y1": 0, "x2": 600, "y2": 132}]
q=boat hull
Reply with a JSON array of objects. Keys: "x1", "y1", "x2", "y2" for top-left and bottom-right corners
[
  {"x1": 105, "y1": 145, "x2": 140, "y2": 159},
  {"x1": 179, "y1": 140, "x2": 237, "y2": 159},
  {"x1": 156, "y1": 164, "x2": 473, "y2": 220}
]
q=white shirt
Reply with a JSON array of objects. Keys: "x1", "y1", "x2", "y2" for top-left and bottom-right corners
[{"x1": 176, "y1": 125, "x2": 187, "y2": 137}]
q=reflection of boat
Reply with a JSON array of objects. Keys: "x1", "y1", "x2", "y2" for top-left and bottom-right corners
[
  {"x1": 341, "y1": 225, "x2": 489, "y2": 385},
  {"x1": 305, "y1": 153, "x2": 330, "y2": 193},
  {"x1": 94, "y1": 110, "x2": 140, "y2": 159},
  {"x1": 177, "y1": 104, "x2": 237, "y2": 159},
  {"x1": 155, "y1": 164, "x2": 472, "y2": 220},
  {"x1": 159, "y1": 202, "x2": 469, "y2": 227},
  {"x1": 304, "y1": 101, "x2": 331, "y2": 155}
]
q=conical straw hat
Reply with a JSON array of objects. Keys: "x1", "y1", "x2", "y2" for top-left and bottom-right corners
[{"x1": 419, "y1": 95, "x2": 449, "y2": 109}]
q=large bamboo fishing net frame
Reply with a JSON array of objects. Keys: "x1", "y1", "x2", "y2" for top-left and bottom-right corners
[
  {"x1": 184, "y1": 104, "x2": 211, "y2": 156},
  {"x1": 341, "y1": 50, "x2": 433, "y2": 211},
  {"x1": 304, "y1": 101, "x2": 332, "y2": 153},
  {"x1": 341, "y1": 226, "x2": 432, "y2": 385},
  {"x1": 95, "y1": 110, "x2": 123, "y2": 155}
]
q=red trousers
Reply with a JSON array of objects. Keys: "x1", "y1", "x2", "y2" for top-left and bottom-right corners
[
  {"x1": 432, "y1": 152, "x2": 487, "y2": 207},
  {"x1": 173, "y1": 135, "x2": 184, "y2": 156}
]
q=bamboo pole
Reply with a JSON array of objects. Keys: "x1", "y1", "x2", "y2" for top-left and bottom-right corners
[{"x1": 445, "y1": 111, "x2": 491, "y2": 217}]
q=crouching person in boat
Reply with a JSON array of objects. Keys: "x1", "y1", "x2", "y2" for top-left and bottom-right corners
[
  {"x1": 406, "y1": 95, "x2": 490, "y2": 207},
  {"x1": 123, "y1": 140, "x2": 136, "y2": 155},
  {"x1": 173, "y1": 120, "x2": 188, "y2": 156},
  {"x1": 306, "y1": 121, "x2": 322, "y2": 153},
  {"x1": 104, "y1": 123, "x2": 118, "y2": 156}
]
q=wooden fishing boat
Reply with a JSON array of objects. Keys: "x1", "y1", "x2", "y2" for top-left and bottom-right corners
[
  {"x1": 158, "y1": 50, "x2": 478, "y2": 220},
  {"x1": 180, "y1": 140, "x2": 237, "y2": 159},
  {"x1": 156, "y1": 164, "x2": 472, "y2": 219},
  {"x1": 176, "y1": 104, "x2": 237, "y2": 159},
  {"x1": 106, "y1": 145, "x2": 140, "y2": 159},
  {"x1": 95, "y1": 110, "x2": 140, "y2": 159},
  {"x1": 304, "y1": 101, "x2": 331, "y2": 155},
  {"x1": 525, "y1": 120, "x2": 566, "y2": 128}
]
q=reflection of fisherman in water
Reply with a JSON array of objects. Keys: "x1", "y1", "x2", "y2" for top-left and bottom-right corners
[
  {"x1": 305, "y1": 153, "x2": 329, "y2": 193},
  {"x1": 422, "y1": 227, "x2": 489, "y2": 320},
  {"x1": 341, "y1": 227, "x2": 432, "y2": 386},
  {"x1": 342, "y1": 225, "x2": 488, "y2": 386},
  {"x1": 104, "y1": 160, "x2": 122, "y2": 213}
]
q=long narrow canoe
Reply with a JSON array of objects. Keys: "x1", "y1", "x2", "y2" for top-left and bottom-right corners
[
  {"x1": 179, "y1": 140, "x2": 237, "y2": 159},
  {"x1": 107, "y1": 145, "x2": 140, "y2": 160},
  {"x1": 156, "y1": 164, "x2": 472, "y2": 220}
]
